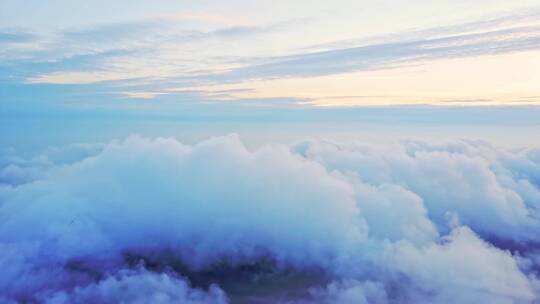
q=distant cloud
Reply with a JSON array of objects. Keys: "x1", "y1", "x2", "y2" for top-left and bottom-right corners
[
  {"x1": 3, "y1": 9, "x2": 538, "y2": 86},
  {"x1": 299, "y1": 8, "x2": 540, "y2": 52},
  {"x1": 122, "y1": 91, "x2": 167, "y2": 99},
  {"x1": 0, "y1": 30, "x2": 36, "y2": 43},
  {"x1": 1, "y1": 8, "x2": 539, "y2": 107},
  {"x1": 220, "y1": 26, "x2": 540, "y2": 81}
]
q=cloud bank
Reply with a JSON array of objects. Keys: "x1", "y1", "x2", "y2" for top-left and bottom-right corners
[{"x1": 1, "y1": 135, "x2": 539, "y2": 303}]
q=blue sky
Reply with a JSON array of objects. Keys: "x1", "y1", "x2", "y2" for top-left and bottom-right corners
[{"x1": 1, "y1": 1, "x2": 540, "y2": 149}]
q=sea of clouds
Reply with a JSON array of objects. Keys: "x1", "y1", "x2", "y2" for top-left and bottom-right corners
[{"x1": 1, "y1": 135, "x2": 539, "y2": 303}]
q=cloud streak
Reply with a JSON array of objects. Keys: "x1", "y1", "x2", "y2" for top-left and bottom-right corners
[
  {"x1": 219, "y1": 25, "x2": 540, "y2": 81},
  {"x1": 2, "y1": 9, "x2": 539, "y2": 87},
  {"x1": 1, "y1": 7, "x2": 539, "y2": 108}
]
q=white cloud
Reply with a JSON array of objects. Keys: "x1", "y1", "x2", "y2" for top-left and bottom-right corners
[
  {"x1": 0, "y1": 135, "x2": 538, "y2": 302},
  {"x1": 385, "y1": 227, "x2": 536, "y2": 303},
  {"x1": 292, "y1": 139, "x2": 540, "y2": 242},
  {"x1": 43, "y1": 268, "x2": 228, "y2": 304}
]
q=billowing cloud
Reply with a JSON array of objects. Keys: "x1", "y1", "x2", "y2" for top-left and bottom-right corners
[
  {"x1": 42, "y1": 269, "x2": 228, "y2": 304},
  {"x1": 384, "y1": 227, "x2": 535, "y2": 303},
  {"x1": 293, "y1": 139, "x2": 540, "y2": 242},
  {"x1": 0, "y1": 135, "x2": 539, "y2": 302}
]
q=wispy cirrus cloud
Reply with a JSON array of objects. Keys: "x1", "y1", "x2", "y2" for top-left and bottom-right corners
[
  {"x1": 217, "y1": 25, "x2": 540, "y2": 81},
  {"x1": 6, "y1": 9, "x2": 538, "y2": 86},
  {"x1": 0, "y1": 19, "x2": 278, "y2": 86},
  {"x1": 1, "y1": 7, "x2": 540, "y2": 107}
]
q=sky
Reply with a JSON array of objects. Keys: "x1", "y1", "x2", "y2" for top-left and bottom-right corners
[
  {"x1": 1, "y1": 0, "x2": 540, "y2": 149},
  {"x1": 2, "y1": 2, "x2": 540, "y2": 302}
]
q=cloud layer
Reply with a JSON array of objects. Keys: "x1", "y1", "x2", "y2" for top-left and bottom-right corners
[
  {"x1": 1, "y1": 135, "x2": 539, "y2": 303},
  {"x1": 1, "y1": 7, "x2": 540, "y2": 108}
]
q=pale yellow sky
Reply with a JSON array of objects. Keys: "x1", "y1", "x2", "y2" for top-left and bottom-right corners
[{"x1": 168, "y1": 50, "x2": 540, "y2": 106}]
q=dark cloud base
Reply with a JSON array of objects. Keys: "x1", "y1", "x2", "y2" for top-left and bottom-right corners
[{"x1": 1, "y1": 135, "x2": 539, "y2": 303}]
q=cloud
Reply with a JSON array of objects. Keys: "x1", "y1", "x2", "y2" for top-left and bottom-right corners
[
  {"x1": 43, "y1": 268, "x2": 228, "y2": 304},
  {"x1": 0, "y1": 135, "x2": 539, "y2": 302},
  {"x1": 309, "y1": 280, "x2": 389, "y2": 304},
  {"x1": 293, "y1": 139, "x2": 540, "y2": 242},
  {"x1": 299, "y1": 8, "x2": 540, "y2": 52},
  {"x1": 219, "y1": 25, "x2": 540, "y2": 81},
  {"x1": 0, "y1": 16, "x2": 273, "y2": 87},
  {"x1": 349, "y1": 181, "x2": 438, "y2": 246},
  {"x1": 2, "y1": 8, "x2": 539, "y2": 98},
  {"x1": 384, "y1": 227, "x2": 536, "y2": 303},
  {"x1": 0, "y1": 30, "x2": 36, "y2": 44}
]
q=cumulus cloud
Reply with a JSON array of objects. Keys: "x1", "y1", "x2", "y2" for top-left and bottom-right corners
[
  {"x1": 0, "y1": 135, "x2": 539, "y2": 302},
  {"x1": 384, "y1": 227, "x2": 536, "y2": 303},
  {"x1": 293, "y1": 139, "x2": 540, "y2": 243},
  {"x1": 44, "y1": 269, "x2": 228, "y2": 304}
]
